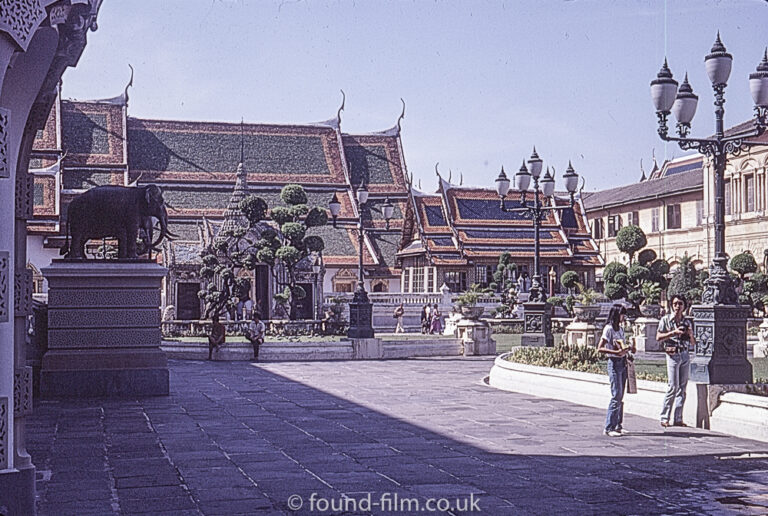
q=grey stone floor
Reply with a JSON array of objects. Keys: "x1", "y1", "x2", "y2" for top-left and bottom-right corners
[{"x1": 27, "y1": 357, "x2": 768, "y2": 515}]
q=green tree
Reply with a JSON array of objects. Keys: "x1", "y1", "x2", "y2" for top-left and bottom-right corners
[
  {"x1": 730, "y1": 251, "x2": 758, "y2": 281},
  {"x1": 199, "y1": 184, "x2": 327, "y2": 319},
  {"x1": 615, "y1": 225, "x2": 647, "y2": 265},
  {"x1": 667, "y1": 253, "x2": 703, "y2": 304},
  {"x1": 491, "y1": 252, "x2": 518, "y2": 317},
  {"x1": 603, "y1": 225, "x2": 668, "y2": 310}
]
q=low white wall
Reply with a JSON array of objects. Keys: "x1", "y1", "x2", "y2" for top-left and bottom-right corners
[{"x1": 489, "y1": 354, "x2": 768, "y2": 443}]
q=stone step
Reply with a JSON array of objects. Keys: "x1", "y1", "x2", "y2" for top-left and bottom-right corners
[
  {"x1": 383, "y1": 339, "x2": 463, "y2": 358},
  {"x1": 161, "y1": 340, "x2": 354, "y2": 361}
]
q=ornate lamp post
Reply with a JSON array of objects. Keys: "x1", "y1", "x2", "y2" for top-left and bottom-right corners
[
  {"x1": 328, "y1": 188, "x2": 394, "y2": 339},
  {"x1": 311, "y1": 252, "x2": 322, "y2": 321},
  {"x1": 650, "y1": 34, "x2": 768, "y2": 383},
  {"x1": 495, "y1": 148, "x2": 580, "y2": 346}
]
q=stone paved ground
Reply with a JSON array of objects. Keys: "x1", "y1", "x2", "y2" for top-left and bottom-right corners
[{"x1": 28, "y1": 357, "x2": 768, "y2": 515}]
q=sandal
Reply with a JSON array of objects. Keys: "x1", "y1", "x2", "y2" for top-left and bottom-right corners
[{"x1": 660, "y1": 421, "x2": 671, "y2": 428}]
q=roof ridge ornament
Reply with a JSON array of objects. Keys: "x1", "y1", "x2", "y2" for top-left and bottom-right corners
[
  {"x1": 397, "y1": 98, "x2": 405, "y2": 133},
  {"x1": 336, "y1": 89, "x2": 346, "y2": 127},
  {"x1": 124, "y1": 64, "x2": 134, "y2": 105}
]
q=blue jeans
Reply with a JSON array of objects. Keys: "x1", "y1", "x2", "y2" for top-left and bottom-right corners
[
  {"x1": 605, "y1": 358, "x2": 627, "y2": 432},
  {"x1": 660, "y1": 349, "x2": 690, "y2": 423}
]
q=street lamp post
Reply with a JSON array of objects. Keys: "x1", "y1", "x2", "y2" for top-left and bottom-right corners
[
  {"x1": 650, "y1": 34, "x2": 768, "y2": 384},
  {"x1": 495, "y1": 148, "x2": 580, "y2": 346},
  {"x1": 311, "y1": 252, "x2": 322, "y2": 321},
  {"x1": 328, "y1": 188, "x2": 394, "y2": 339}
]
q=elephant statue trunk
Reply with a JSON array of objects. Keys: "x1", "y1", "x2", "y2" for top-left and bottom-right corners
[{"x1": 61, "y1": 184, "x2": 176, "y2": 260}]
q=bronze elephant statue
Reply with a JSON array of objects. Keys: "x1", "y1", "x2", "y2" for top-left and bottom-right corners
[{"x1": 61, "y1": 184, "x2": 176, "y2": 259}]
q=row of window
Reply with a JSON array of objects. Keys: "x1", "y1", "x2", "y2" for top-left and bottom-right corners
[{"x1": 592, "y1": 201, "x2": 703, "y2": 239}]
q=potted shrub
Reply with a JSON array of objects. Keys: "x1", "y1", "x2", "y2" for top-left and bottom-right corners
[
  {"x1": 561, "y1": 271, "x2": 601, "y2": 323},
  {"x1": 639, "y1": 281, "x2": 662, "y2": 318},
  {"x1": 456, "y1": 283, "x2": 491, "y2": 319}
]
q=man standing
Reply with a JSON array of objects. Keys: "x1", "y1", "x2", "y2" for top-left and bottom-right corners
[
  {"x1": 208, "y1": 314, "x2": 226, "y2": 360},
  {"x1": 246, "y1": 314, "x2": 266, "y2": 362}
]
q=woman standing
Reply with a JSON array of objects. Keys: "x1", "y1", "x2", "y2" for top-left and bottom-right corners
[
  {"x1": 657, "y1": 294, "x2": 695, "y2": 427},
  {"x1": 430, "y1": 304, "x2": 442, "y2": 334},
  {"x1": 393, "y1": 303, "x2": 405, "y2": 333},
  {"x1": 597, "y1": 304, "x2": 633, "y2": 437}
]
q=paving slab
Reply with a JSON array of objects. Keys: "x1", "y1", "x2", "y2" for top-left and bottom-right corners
[{"x1": 26, "y1": 356, "x2": 768, "y2": 514}]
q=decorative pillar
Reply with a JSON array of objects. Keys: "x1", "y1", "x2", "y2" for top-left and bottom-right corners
[
  {"x1": 691, "y1": 305, "x2": 752, "y2": 384},
  {"x1": 0, "y1": 3, "x2": 103, "y2": 514},
  {"x1": 521, "y1": 300, "x2": 553, "y2": 347}
]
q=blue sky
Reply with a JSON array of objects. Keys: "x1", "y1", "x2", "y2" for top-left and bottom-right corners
[{"x1": 62, "y1": 0, "x2": 768, "y2": 192}]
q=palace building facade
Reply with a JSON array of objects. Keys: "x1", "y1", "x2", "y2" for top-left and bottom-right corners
[{"x1": 582, "y1": 120, "x2": 768, "y2": 282}]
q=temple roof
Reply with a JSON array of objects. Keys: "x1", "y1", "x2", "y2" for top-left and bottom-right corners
[
  {"x1": 401, "y1": 176, "x2": 602, "y2": 267},
  {"x1": 342, "y1": 133, "x2": 409, "y2": 195},
  {"x1": 128, "y1": 118, "x2": 348, "y2": 185}
]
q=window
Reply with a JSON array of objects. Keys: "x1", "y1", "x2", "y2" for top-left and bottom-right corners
[
  {"x1": 33, "y1": 182, "x2": 44, "y2": 207},
  {"x1": 607, "y1": 216, "x2": 617, "y2": 237},
  {"x1": 474, "y1": 264, "x2": 494, "y2": 288},
  {"x1": 627, "y1": 211, "x2": 640, "y2": 227},
  {"x1": 592, "y1": 218, "x2": 603, "y2": 239},
  {"x1": 651, "y1": 208, "x2": 660, "y2": 232},
  {"x1": 746, "y1": 175, "x2": 755, "y2": 212},
  {"x1": 412, "y1": 266, "x2": 425, "y2": 292},
  {"x1": 725, "y1": 180, "x2": 732, "y2": 215},
  {"x1": 696, "y1": 199, "x2": 703, "y2": 226},
  {"x1": 667, "y1": 204, "x2": 681, "y2": 229},
  {"x1": 443, "y1": 270, "x2": 467, "y2": 293},
  {"x1": 402, "y1": 268, "x2": 411, "y2": 292},
  {"x1": 426, "y1": 266, "x2": 436, "y2": 292}
]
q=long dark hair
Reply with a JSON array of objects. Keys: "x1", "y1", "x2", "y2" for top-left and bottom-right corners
[{"x1": 606, "y1": 303, "x2": 627, "y2": 331}]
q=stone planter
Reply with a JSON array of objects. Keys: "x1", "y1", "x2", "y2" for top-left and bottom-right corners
[
  {"x1": 573, "y1": 304, "x2": 601, "y2": 323},
  {"x1": 640, "y1": 303, "x2": 662, "y2": 319},
  {"x1": 633, "y1": 317, "x2": 661, "y2": 352},
  {"x1": 460, "y1": 306, "x2": 485, "y2": 320}
]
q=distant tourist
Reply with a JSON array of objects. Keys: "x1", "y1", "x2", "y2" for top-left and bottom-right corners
[
  {"x1": 321, "y1": 308, "x2": 334, "y2": 335},
  {"x1": 597, "y1": 304, "x2": 633, "y2": 437},
  {"x1": 421, "y1": 304, "x2": 431, "y2": 334},
  {"x1": 245, "y1": 314, "x2": 266, "y2": 362},
  {"x1": 393, "y1": 303, "x2": 405, "y2": 333},
  {"x1": 657, "y1": 294, "x2": 695, "y2": 428},
  {"x1": 430, "y1": 304, "x2": 442, "y2": 334},
  {"x1": 208, "y1": 314, "x2": 226, "y2": 360}
]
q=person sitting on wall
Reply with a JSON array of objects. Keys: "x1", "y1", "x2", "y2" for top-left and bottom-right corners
[
  {"x1": 245, "y1": 314, "x2": 266, "y2": 362},
  {"x1": 208, "y1": 314, "x2": 226, "y2": 360}
]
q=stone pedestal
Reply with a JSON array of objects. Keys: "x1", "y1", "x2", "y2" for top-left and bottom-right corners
[
  {"x1": 348, "y1": 288, "x2": 374, "y2": 339},
  {"x1": 40, "y1": 261, "x2": 169, "y2": 397},
  {"x1": 351, "y1": 338, "x2": 382, "y2": 359},
  {"x1": 755, "y1": 318, "x2": 768, "y2": 359},
  {"x1": 456, "y1": 319, "x2": 496, "y2": 356},
  {"x1": 521, "y1": 301, "x2": 553, "y2": 347},
  {"x1": 563, "y1": 320, "x2": 600, "y2": 347},
  {"x1": 691, "y1": 304, "x2": 753, "y2": 384},
  {"x1": 633, "y1": 317, "x2": 660, "y2": 352}
]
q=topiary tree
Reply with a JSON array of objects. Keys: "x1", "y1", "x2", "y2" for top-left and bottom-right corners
[
  {"x1": 730, "y1": 251, "x2": 758, "y2": 282},
  {"x1": 742, "y1": 271, "x2": 768, "y2": 314},
  {"x1": 491, "y1": 252, "x2": 518, "y2": 317},
  {"x1": 559, "y1": 270, "x2": 599, "y2": 316},
  {"x1": 667, "y1": 253, "x2": 704, "y2": 304},
  {"x1": 615, "y1": 225, "x2": 647, "y2": 265},
  {"x1": 199, "y1": 183, "x2": 327, "y2": 320},
  {"x1": 604, "y1": 225, "x2": 668, "y2": 310}
]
